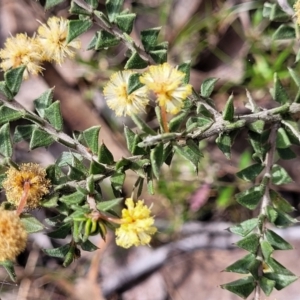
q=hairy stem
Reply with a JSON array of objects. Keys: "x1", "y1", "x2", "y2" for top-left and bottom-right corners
[{"x1": 254, "y1": 123, "x2": 279, "y2": 300}]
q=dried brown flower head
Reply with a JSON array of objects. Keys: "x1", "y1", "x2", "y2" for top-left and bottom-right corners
[
  {"x1": 2, "y1": 163, "x2": 51, "y2": 211},
  {"x1": 0, "y1": 210, "x2": 27, "y2": 261}
]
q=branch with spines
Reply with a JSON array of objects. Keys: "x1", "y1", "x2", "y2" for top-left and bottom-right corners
[{"x1": 72, "y1": 0, "x2": 156, "y2": 65}]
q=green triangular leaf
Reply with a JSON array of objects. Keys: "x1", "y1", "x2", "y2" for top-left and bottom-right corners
[
  {"x1": 43, "y1": 244, "x2": 71, "y2": 258},
  {"x1": 67, "y1": 19, "x2": 92, "y2": 43},
  {"x1": 14, "y1": 125, "x2": 36, "y2": 142},
  {"x1": 0, "y1": 260, "x2": 17, "y2": 282},
  {"x1": 0, "y1": 123, "x2": 12, "y2": 157},
  {"x1": 271, "y1": 164, "x2": 293, "y2": 185},
  {"x1": 150, "y1": 142, "x2": 164, "y2": 179},
  {"x1": 200, "y1": 78, "x2": 218, "y2": 97},
  {"x1": 98, "y1": 143, "x2": 114, "y2": 165},
  {"x1": 30, "y1": 128, "x2": 54, "y2": 149},
  {"x1": 96, "y1": 198, "x2": 123, "y2": 211},
  {"x1": 106, "y1": 0, "x2": 123, "y2": 22},
  {"x1": 0, "y1": 106, "x2": 23, "y2": 125},
  {"x1": 259, "y1": 276, "x2": 276, "y2": 296},
  {"x1": 221, "y1": 276, "x2": 255, "y2": 299},
  {"x1": 224, "y1": 253, "x2": 256, "y2": 274},
  {"x1": 222, "y1": 94, "x2": 234, "y2": 121},
  {"x1": 115, "y1": 13, "x2": 136, "y2": 34},
  {"x1": 44, "y1": 0, "x2": 65, "y2": 9},
  {"x1": 236, "y1": 186, "x2": 263, "y2": 210},
  {"x1": 228, "y1": 218, "x2": 259, "y2": 237},
  {"x1": 20, "y1": 213, "x2": 44, "y2": 233},
  {"x1": 125, "y1": 51, "x2": 148, "y2": 69},
  {"x1": 272, "y1": 73, "x2": 289, "y2": 104},
  {"x1": 33, "y1": 88, "x2": 54, "y2": 118},
  {"x1": 265, "y1": 229, "x2": 293, "y2": 250},
  {"x1": 273, "y1": 25, "x2": 296, "y2": 40},
  {"x1": 236, "y1": 163, "x2": 264, "y2": 182},
  {"x1": 141, "y1": 27, "x2": 161, "y2": 51},
  {"x1": 47, "y1": 223, "x2": 72, "y2": 239},
  {"x1": 44, "y1": 101, "x2": 63, "y2": 131},
  {"x1": 4, "y1": 66, "x2": 25, "y2": 96},
  {"x1": 236, "y1": 233, "x2": 260, "y2": 254},
  {"x1": 95, "y1": 30, "x2": 120, "y2": 49},
  {"x1": 269, "y1": 189, "x2": 295, "y2": 213},
  {"x1": 82, "y1": 125, "x2": 100, "y2": 155}
]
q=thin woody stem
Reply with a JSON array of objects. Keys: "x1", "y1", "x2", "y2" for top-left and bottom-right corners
[
  {"x1": 160, "y1": 106, "x2": 169, "y2": 133},
  {"x1": 16, "y1": 181, "x2": 30, "y2": 216}
]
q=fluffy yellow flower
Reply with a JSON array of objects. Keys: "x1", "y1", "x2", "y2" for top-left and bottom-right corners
[
  {"x1": 115, "y1": 198, "x2": 157, "y2": 248},
  {"x1": 103, "y1": 71, "x2": 149, "y2": 116},
  {"x1": 0, "y1": 210, "x2": 27, "y2": 262},
  {"x1": 0, "y1": 33, "x2": 43, "y2": 79},
  {"x1": 2, "y1": 163, "x2": 51, "y2": 210},
  {"x1": 37, "y1": 16, "x2": 81, "y2": 64},
  {"x1": 139, "y1": 63, "x2": 192, "y2": 114},
  {"x1": 295, "y1": 0, "x2": 300, "y2": 25}
]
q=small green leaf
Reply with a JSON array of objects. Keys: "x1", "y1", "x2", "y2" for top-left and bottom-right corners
[
  {"x1": 248, "y1": 120, "x2": 265, "y2": 134},
  {"x1": 149, "y1": 49, "x2": 167, "y2": 64},
  {"x1": 95, "y1": 30, "x2": 120, "y2": 49},
  {"x1": 33, "y1": 88, "x2": 54, "y2": 118},
  {"x1": 30, "y1": 128, "x2": 54, "y2": 149},
  {"x1": 265, "y1": 229, "x2": 293, "y2": 250},
  {"x1": 236, "y1": 233, "x2": 260, "y2": 254},
  {"x1": 221, "y1": 276, "x2": 255, "y2": 299},
  {"x1": 83, "y1": 125, "x2": 100, "y2": 155},
  {"x1": 0, "y1": 123, "x2": 12, "y2": 157},
  {"x1": 177, "y1": 61, "x2": 191, "y2": 84},
  {"x1": 141, "y1": 27, "x2": 161, "y2": 51},
  {"x1": 0, "y1": 106, "x2": 23, "y2": 125},
  {"x1": 125, "y1": 51, "x2": 148, "y2": 69},
  {"x1": 130, "y1": 114, "x2": 156, "y2": 135},
  {"x1": 43, "y1": 244, "x2": 71, "y2": 258},
  {"x1": 260, "y1": 240, "x2": 274, "y2": 260},
  {"x1": 56, "y1": 152, "x2": 83, "y2": 167},
  {"x1": 264, "y1": 273, "x2": 298, "y2": 290},
  {"x1": 273, "y1": 25, "x2": 296, "y2": 40},
  {"x1": 266, "y1": 205, "x2": 279, "y2": 223},
  {"x1": 216, "y1": 133, "x2": 232, "y2": 159},
  {"x1": 236, "y1": 163, "x2": 264, "y2": 182},
  {"x1": 200, "y1": 78, "x2": 218, "y2": 97},
  {"x1": 111, "y1": 172, "x2": 125, "y2": 191},
  {"x1": 89, "y1": 160, "x2": 106, "y2": 175},
  {"x1": 272, "y1": 73, "x2": 289, "y2": 104},
  {"x1": 169, "y1": 111, "x2": 189, "y2": 132},
  {"x1": 127, "y1": 73, "x2": 144, "y2": 94},
  {"x1": 0, "y1": 260, "x2": 16, "y2": 282},
  {"x1": 236, "y1": 185, "x2": 263, "y2": 210},
  {"x1": 4, "y1": 66, "x2": 25, "y2": 96},
  {"x1": 44, "y1": 101, "x2": 63, "y2": 131},
  {"x1": 98, "y1": 143, "x2": 114, "y2": 165},
  {"x1": 96, "y1": 198, "x2": 123, "y2": 211},
  {"x1": 0, "y1": 82, "x2": 13, "y2": 99},
  {"x1": 228, "y1": 218, "x2": 259, "y2": 237},
  {"x1": 150, "y1": 142, "x2": 164, "y2": 179},
  {"x1": 222, "y1": 94, "x2": 234, "y2": 121},
  {"x1": 63, "y1": 244, "x2": 77, "y2": 267},
  {"x1": 272, "y1": 209, "x2": 298, "y2": 228},
  {"x1": 270, "y1": 189, "x2": 295, "y2": 213},
  {"x1": 271, "y1": 164, "x2": 293, "y2": 185},
  {"x1": 124, "y1": 126, "x2": 136, "y2": 154},
  {"x1": 276, "y1": 128, "x2": 291, "y2": 149},
  {"x1": 41, "y1": 195, "x2": 59, "y2": 208},
  {"x1": 259, "y1": 276, "x2": 276, "y2": 296},
  {"x1": 14, "y1": 125, "x2": 36, "y2": 142},
  {"x1": 60, "y1": 191, "x2": 85, "y2": 205},
  {"x1": 47, "y1": 222, "x2": 72, "y2": 239},
  {"x1": 45, "y1": 0, "x2": 65, "y2": 9},
  {"x1": 288, "y1": 67, "x2": 300, "y2": 87},
  {"x1": 224, "y1": 253, "x2": 256, "y2": 274},
  {"x1": 277, "y1": 147, "x2": 296, "y2": 160},
  {"x1": 67, "y1": 19, "x2": 92, "y2": 43},
  {"x1": 20, "y1": 214, "x2": 44, "y2": 233},
  {"x1": 115, "y1": 13, "x2": 136, "y2": 34},
  {"x1": 80, "y1": 239, "x2": 99, "y2": 251},
  {"x1": 106, "y1": 0, "x2": 123, "y2": 22},
  {"x1": 69, "y1": 1, "x2": 91, "y2": 15},
  {"x1": 186, "y1": 116, "x2": 212, "y2": 132},
  {"x1": 174, "y1": 144, "x2": 201, "y2": 171}
]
